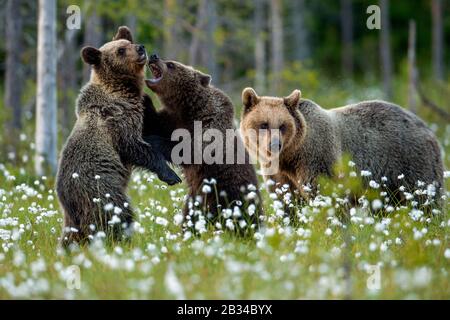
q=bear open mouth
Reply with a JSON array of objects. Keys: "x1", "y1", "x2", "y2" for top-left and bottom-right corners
[{"x1": 148, "y1": 63, "x2": 163, "y2": 84}]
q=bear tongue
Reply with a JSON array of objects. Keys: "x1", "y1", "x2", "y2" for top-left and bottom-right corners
[{"x1": 150, "y1": 64, "x2": 162, "y2": 79}]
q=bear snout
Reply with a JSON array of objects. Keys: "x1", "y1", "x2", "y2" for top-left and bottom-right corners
[
  {"x1": 149, "y1": 53, "x2": 160, "y2": 63},
  {"x1": 269, "y1": 138, "x2": 282, "y2": 154},
  {"x1": 136, "y1": 44, "x2": 146, "y2": 55}
]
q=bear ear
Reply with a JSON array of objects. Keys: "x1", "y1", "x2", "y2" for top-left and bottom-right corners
[
  {"x1": 81, "y1": 46, "x2": 102, "y2": 66},
  {"x1": 198, "y1": 71, "x2": 211, "y2": 87},
  {"x1": 113, "y1": 26, "x2": 133, "y2": 43},
  {"x1": 242, "y1": 87, "x2": 259, "y2": 112},
  {"x1": 283, "y1": 89, "x2": 302, "y2": 109}
]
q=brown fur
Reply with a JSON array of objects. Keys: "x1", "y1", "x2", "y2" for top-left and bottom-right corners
[
  {"x1": 143, "y1": 57, "x2": 261, "y2": 228},
  {"x1": 56, "y1": 27, "x2": 180, "y2": 247},
  {"x1": 240, "y1": 88, "x2": 444, "y2": 207}
]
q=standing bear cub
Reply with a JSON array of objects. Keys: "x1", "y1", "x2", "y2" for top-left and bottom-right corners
[
  {"x1": 240, "y1": 88, "x2": 444, "y2": 206},
  {"x1": 56, "y1": 27, "x2": 180, "y2": 247},
  {"x1": 143, "y1": 55, "x2": 261, "y2": 229}
]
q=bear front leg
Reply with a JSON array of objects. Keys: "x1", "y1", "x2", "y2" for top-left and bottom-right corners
[
  {"x1": 142, "y1": 94, "x2": 176, "y2": 139},
  {"x1": 143, "y1": 135, "x2": 176, "y2": 162},
  {"x1": 127, "y1": 139, "x2": 181, "y2": 185},
  {"x1": 142, "y1": 94, "x2": 178, "y2": 163}
]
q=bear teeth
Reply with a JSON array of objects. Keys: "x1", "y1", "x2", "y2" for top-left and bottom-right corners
[{"x1": 150, "y1": 65, "x2": 162, "y2": 79}]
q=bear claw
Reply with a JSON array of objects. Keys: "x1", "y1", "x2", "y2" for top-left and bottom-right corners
[{"x1": 159, "y1": 169, "x2": 182, "y2": 186}]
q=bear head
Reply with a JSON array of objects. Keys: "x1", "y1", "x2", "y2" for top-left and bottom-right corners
[
  {"x1": 240, "y1": 87, "x2": 305, "y2": 163},
  {"x1": 145, "y1": 54, "x2": 211, "y2": 103},
  {"x1": 81, "y1": 26, "x2": 147, "y2": 90}
]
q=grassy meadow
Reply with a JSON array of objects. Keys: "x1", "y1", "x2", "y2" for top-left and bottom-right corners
[{"x1": 0, "y1": 81, "x2": 449, "y2": 299}]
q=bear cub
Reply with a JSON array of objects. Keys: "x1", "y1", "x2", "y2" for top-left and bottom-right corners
[
  {"x1": 56, "y1": 27, "x2": 180, "y2": 247},
  {"x1": 240, "y1": 88, "x2": 444, "y2": 207},
  {"x1": 143, "y1": 55, "x2": 261, "y2": 230}
]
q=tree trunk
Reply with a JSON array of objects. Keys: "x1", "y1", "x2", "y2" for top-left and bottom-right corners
[
  {"x1": 254, "y1": 0, "x2": 266, "y2": 93},
  {"x1": 408, "y1": 20, "x2": 418, "y2": 114},
  {"x1": 431, "y1": 0, "x2": 444, "y2": 81},
  {"x1": 202, "y1": 0, "x2": 219, "y2": 83},
  {"x1": 340, "y1": 0, "x2": 353, "y2": 77},
  {"x1": 36, "y1": 0, "x2": 57, "y2": 176},
  {"x1": 58, "y1": 28, "x2": 78, "y2": 139},
  {"x1": 189, "y1": 1, "x2": 218, "y2": 80},
  {"x1": 270, "y1": 0, "x2": 283, "y2": 95},
  {"x1": 379, "y1": 0, "x2": 393, "y2": 99},
  {"x1": 4, "y1": 0, "x2": 24, "y2": 148},
  {"x1": 291, "y1": 0, "x2": 309, "y2": 61},
  {"x1": 126, "y1": 14, "x2": 137, "y2": 35},
  {"x1": 163, "y1": 0, "x2": 180, "y2": 60},
  {"x1": 83, "y1": 4, "x2": 102, "y2": 83},
  {"x1": 20, "y1": 0, "x2": 38, "y2": 119},
  {"x1": 189, "y1": 0, "x2": 207, "y2": 66}
]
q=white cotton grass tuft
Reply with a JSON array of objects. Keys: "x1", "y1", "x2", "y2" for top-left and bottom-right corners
[
  {"x1": 201, "y1": 185, "x2": 212, "y2": 194},
  {"x1": 444, "y1": 249, "x2": 450, "y2": 259},
  {"x1": 225, "y1": 219, "x2": 235, "y2": 230},
  {"x1": 361, "y1": 170, "x2": 372, "y2": 177},
  {"x1": 173, "y1": 213, "x2": 184, "y2": 225},
  {"x1": 372, "y1": 199, "x2": 383, "y2": 210},
  {"x1": 246, "y1": 191, "x2": 257, "y2": 200},
  {"x1": 108, "y1": 215, "x2": 121, "y2": 225},
  {"x1": 369, "y1": 180, "x2": 380, "y2": 189},
  {"x1": 164, "y1": 263, "x2": 185, "y2": 300},
  {"x1": 155, "y1": 217, "x2": 169, "y2": 227},
  {"x1": 103, "y1": 203, "x2": 114, "y2": 211}
]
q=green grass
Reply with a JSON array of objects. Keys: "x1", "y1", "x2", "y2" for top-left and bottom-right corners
[
  {"x1": 0, "y1": 78, "x2": 449, "y2": 299},
  {"x1": 0, "y1": 136, "x2": 448, "y2": 299}
]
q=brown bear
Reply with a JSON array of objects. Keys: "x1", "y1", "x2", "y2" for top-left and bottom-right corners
[
  {"x1": 56, "y1": 27, "x2": 181, "y2": 247},
  {"x1": 143, "y1": 55, "x2": 261, "y2": 230},
  {"x1": 240, "y1": 87, "x2": 444, "y2": 208}
]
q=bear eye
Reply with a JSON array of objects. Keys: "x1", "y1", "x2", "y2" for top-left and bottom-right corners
[
  {"x1": 167, "y1": 62, "x2": 175, "y2": 69},
  {"x1": 118, "y1": 48, "x2": 126, "y2": 55},
  {"x1": 260, "y1": 122, "x2": 269, "y2": 130},
  {"x1": 279, "y1": 124, "x2": 286, "y2": 133}
]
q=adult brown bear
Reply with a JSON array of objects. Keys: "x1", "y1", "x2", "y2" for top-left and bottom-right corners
[
  {"x1": 143, "y1": 55, "x2": 261, "y2": 231},
  {"x1": 56, "y1": 27, "x2": 180, "y2": 247},
  {"x1": 240, "y1": 88, "x2": 444, "y2": 208}
]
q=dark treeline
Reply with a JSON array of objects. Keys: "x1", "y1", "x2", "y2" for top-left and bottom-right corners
[{"x1": 0, "y1": 0, "x2": 449, "y2": 172}]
